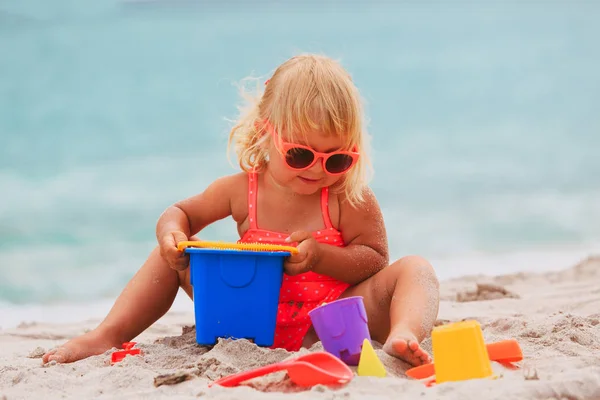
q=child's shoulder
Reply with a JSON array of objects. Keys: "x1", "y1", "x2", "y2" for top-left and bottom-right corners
[
  {"x1": 213, "y1": 171, "x2": 254, "y2": 224},
  {"x1": 336, "y1": 185, "x2": 381, "y2": 222},
  {"x1": 337, "y1": 185, "x2": 378, "y2": 208},
  {"x1": 208, "y1": 171, "x2": 249, "y2": 193}
]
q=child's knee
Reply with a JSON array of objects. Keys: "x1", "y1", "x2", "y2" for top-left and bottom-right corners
[{"x1": 392, "y1": 256, "x2": 439, "y2": 287}]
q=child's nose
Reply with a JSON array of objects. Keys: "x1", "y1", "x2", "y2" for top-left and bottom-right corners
[{"x1": 308, "y1": 157, "x2": 325, "y2": 174}]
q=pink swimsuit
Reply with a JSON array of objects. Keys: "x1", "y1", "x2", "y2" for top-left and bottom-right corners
[{"x1": 239, "y1": 172, "x2": 350, "y2": 351}]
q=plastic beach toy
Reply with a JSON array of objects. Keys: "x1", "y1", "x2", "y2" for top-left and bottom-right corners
[
  {"x1": 308, "y1": 296, "x2": 371, "y2": 365},
  {"x1": 177, "y1": 240, "x2": 299, "y2": 255},
  {"x1": 111, "y1": 342, "x2": 142, "y2": 364},
  {"x1": 210, "y1": 351, "x2": 354, "y2": 388},
  {"x1": 357, "y1": 338, "x2": 386, "y2": 377},
  {"x1": 178, "y1": 241, "x2": 296, "y2": 347},
  {"x1": 405, "y1": 339, "x2": 523, "y2": 380},
  {"x1": 430, "y1": 320, "x2": 493, "y2": 384}
]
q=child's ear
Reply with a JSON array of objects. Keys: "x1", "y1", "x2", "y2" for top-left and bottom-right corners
[
  {"x1": 254, "y1": 120, "x2": 269, "y2": 139},
  {"x1": 255, "y1": 129, "x2": 271, "y2": 153},
  {"x1": 253, "y1": 119, "x2": 263, "y2": 133}
]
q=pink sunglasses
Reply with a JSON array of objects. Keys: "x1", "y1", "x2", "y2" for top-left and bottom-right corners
[{"x1": 263, "y1": 120, "x2": 359, "y2": 176}]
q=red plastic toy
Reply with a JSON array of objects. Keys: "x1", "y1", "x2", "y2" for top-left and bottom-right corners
[
  {"x1": 210, "y1": 351, "x2": 353, "y2": 388},
  {"x1": 111, "y1": 342, "x2": 142, "y2": 364}
]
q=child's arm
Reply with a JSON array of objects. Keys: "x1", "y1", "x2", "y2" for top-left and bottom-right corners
[
  {"x1": 155, "y1": 173, "x2": 242, "y2": 270},
  {"x1": 286, "y1": 188, "x2": 389, "y2": 285}
]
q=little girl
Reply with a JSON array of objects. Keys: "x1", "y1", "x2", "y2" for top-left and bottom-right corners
[{"x1": 43, "y1": 54, "x2": 440, "y2": 367}]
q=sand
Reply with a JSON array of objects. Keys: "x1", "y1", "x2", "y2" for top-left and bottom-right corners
[{"x1": 1, "y1": 256, "x2": 600, "y2": 400}]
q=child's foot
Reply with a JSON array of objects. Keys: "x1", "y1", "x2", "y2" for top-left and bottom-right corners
[
  {"x1": 42, "y1": 329, "x2": 121, "y2": 365},
  {"x1": 383, "y1": 329, "x2": 431, "y2": 367}
]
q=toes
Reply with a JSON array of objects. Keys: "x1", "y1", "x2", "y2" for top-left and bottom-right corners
[
  {"x1": 50, "y1": 354, "x2": 63, "y2": 363},
  {"x1": 411, "y1": 344, "x2": 425, "y2": 357},
  {"x1": 47, "y1": 354, "x2": 61, "y2": 363},
  {"x1": 407, "y1": 340, "x2": 420, "y2": 352},
  {"x1": 46, "y1": 349, "x2": 67, "y2": 364},
  {"x1": 412, "y1": 345, "x2": 431, "y2": 363},
  {"x1": 406, "y1": 340, "x2": 432, "y2": 365},
  {"x1": 392, "y1": 339, "x2": 408, "y2": 353},
  {"x1": 386, "y1": 335, "x2": 432, "y2": 366},
  {"x1": 42, "y1": 349, "x2": 57, "y2": 364},
  {"x1": 419, "y1": 353, "x2": 431, "y2": 364}
]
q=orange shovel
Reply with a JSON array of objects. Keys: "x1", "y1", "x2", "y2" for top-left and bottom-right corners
[
  {"x1": 210, "y1": 351, "x2": 354, "y2": 388},
  {"x1": 406, "y1": 339, "x2": 523, "y2": 380}
]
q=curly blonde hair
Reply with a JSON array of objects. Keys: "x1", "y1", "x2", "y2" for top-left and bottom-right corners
[{"x1": 227, "y1": 54, "x2": 372, "y2": 207}]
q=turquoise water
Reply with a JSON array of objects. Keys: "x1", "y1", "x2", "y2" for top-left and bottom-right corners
[{"x1": 1, "y1": 1, "x2": 599, "y2": 305}]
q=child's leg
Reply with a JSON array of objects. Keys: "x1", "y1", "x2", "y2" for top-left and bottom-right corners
[
  {"x1": 42, "y1": 246, "x2": 192, "y2": 364},
  {"x1": 340, "y1": 255, "x2": 439, "y2": 366}
]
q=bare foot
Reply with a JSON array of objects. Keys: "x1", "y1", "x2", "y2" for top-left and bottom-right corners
[
  {"x1": 42, "y1": 329, "x2": 121, "y2": 365},
  {"x1": 383, "y1": 329, "x2": 431, "y2": 367}
]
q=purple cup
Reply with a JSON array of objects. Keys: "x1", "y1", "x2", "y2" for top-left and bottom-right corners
[{"x1": 308, "y1": 296, "x2": 371, "y2": 365}]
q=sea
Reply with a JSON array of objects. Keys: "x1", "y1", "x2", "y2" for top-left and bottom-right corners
[{"x1": 1, "y1": 0, "x2": 599, "y2": 328}]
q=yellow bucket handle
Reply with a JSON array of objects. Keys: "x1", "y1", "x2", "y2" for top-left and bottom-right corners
[{"x1": 176, "y1": 240, "x2": 299, "y2": 255}]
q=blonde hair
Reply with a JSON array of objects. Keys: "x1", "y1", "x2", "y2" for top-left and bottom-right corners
[{"x1": 227, "y1": 54, "x2": 372, "y2": 207}]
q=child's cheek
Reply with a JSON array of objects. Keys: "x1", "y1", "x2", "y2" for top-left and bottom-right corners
[
  {"x1": 324, "y1": 174, "x2": 343, "y2": 188},
  {"x1": 270, "y1": 157, "x2": 299, "y2": 183}
]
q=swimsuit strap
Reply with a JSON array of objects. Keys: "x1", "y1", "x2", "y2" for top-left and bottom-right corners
[
  {"x1": 320, "y1": 187, "x2": 334, "y2": 229},
  {"x1": 249, "y1": 171, "x2": 333, "y2": 231},
  {"x1": 248, "y1": 172, "x2": 258, "y2": 229}
]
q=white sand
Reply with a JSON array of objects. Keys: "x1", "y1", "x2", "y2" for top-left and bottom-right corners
[{"x1": 1, "y1": 256, "x2": 600, "y2": 400}]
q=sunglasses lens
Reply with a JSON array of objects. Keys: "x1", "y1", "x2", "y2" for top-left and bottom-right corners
[
  {"x1": 325, "y1": 154, "x2": 354, "y2": 174},
  {"x1": 285, "y1": 148, "x2": 315, "y2": 169}
]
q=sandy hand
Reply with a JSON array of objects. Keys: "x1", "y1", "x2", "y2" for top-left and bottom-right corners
[
  {"x1": 284, "y1": 231, "x2": 320, "y2": 275},
  {"x1": 159, "y1": 231, "x2": 190, "y2": 271}
]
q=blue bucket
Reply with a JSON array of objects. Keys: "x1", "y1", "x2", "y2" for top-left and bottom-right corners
[{"x1": 185, "y1": 247, "x2": 286, "y2": 346}]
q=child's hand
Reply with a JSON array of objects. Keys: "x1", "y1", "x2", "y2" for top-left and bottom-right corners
[
  {"x1": 284, "y1": 231, "x2": 321, "y2": 275},
  {"x1": 159, "y1": 231, "x2": 190, "y2": 271}
]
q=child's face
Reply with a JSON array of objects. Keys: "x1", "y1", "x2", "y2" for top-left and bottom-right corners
[{"x1": 267, "y1": 126, "x2": 355, "y2": 195}]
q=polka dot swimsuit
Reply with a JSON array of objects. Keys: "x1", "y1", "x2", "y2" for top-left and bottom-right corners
[{"x1": 239, "y1": 172, "x2": 350, "y2": 352}]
